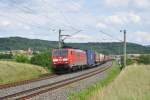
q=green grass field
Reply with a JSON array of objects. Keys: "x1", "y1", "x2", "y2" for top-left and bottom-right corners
[
  {"x1": 0, "y1": 61, "x2": 49, "y2": 85},
  {"x1": 91, "y1": 64, "x2": 150, "y2": 100},
  {"x1": 68, "y1": 61, "x2": 121, "y2": 100}
]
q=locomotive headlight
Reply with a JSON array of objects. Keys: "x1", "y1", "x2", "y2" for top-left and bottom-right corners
[
  {"x1": 63, "y1": 58, "x2": 68, "y2": 61},
  {"x1": 53, "y1": 59, "x2": 58, "y2": 62}
]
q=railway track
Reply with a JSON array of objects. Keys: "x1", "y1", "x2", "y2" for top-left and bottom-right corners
[{"x1": 0, "y1": 62, "x2": 112, "y2": 100}]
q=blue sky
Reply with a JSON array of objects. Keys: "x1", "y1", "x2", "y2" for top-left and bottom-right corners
[{"x1": 0, "y1": 0, "x2": 150, "y2": 45}]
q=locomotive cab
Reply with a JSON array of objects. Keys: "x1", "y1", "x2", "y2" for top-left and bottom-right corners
[
  {"x1": 52, "y1": 49, "x2": 69, "y2": 65},
  {"x1": 52, "y1": 48, "x2": 87, "y2": 72}
]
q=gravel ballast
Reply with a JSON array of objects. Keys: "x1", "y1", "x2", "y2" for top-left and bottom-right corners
[
  {"x1": 30, "y1": 62, "x2": 112, "y2": 100},
  {"x1": 0, "y1": 62, "x2": 112, "y2": 100},
  {"x1": 31, "y1": 67, "x2": 108, "y2": 100}
]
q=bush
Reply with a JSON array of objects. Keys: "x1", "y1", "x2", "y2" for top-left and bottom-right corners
[
  {"x1": 14, "y1": 55, "x2": 30, "y2": 63},
  {"x1": 120, "y1": 56, "x2": 135, "y2": 69},
  {"x1": 30, "y1": 52, "x2": 52, "y2": 71},
  {"x1": 138, "y1": 55, "x2": 150, "y2": 65},
  {"x1": 126, "y1": 58, "x2": 135, "y2": 65}
]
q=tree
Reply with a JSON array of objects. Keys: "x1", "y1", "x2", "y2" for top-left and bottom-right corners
[
  {"x1": 30, "y1": 52, "x2": 52, "y2": 71},
  {"x1": 0, "y1": 53, "x2": 13, "y2": 59},
  {"x1": 14, "y1": 55, "x2": 30, "y2": 63},
  {"x1": 138, "y1": 55, "x2": 150, "y2": 64}
]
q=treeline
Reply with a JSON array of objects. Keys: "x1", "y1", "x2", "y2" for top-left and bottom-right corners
[
  {"x1": 15, "y1": 52, "x2": 52, "y2": 71},
  {"x1": 0, "y1": 52, "x2": 52, "y2": 72},
  {"x1": 1, "y1": 52, "x2": 149, "y2": 72},
  {"x1": 120, "y1": 55, "x2": 150, "y2": 69},
  {"x1": 0, "y1": 53, "x2": 13, "y2": 59},
  {"x1": 137, "y1": 55, "x2": 150, "y2": 65},
  {"x1": 0, "y1": 37, "x2": 150, "y2": 55}
]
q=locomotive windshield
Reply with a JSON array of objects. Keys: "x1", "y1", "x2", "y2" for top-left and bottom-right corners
[{"x1": 53, "y1": 49, "x2": 68, "y2": 57}]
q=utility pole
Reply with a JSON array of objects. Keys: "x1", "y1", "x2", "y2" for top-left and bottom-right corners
[
  {"x1": 58, "y1": 29, "x2": 70, "y2": 49},
  {"x1": 58, "y1": 29, "x2": 62, "y2": 49},
  {"x1": 124, "y1": 30, "x2": 127, "y2": 67},
  {"x1": 121, "y1": 29, "x2": 127, "y2": 67}
]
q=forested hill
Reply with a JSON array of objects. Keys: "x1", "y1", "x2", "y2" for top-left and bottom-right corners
[
  {"x1": 0, "y1": 37, "x2": 149, "y2": 55},
  {"x1": 146, "y1": 45, "x2": 150, "y2": 47}
]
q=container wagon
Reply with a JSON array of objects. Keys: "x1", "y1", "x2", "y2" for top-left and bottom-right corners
[{"x1": 86, "y1": 50, "x2": 95, "y2": 66}]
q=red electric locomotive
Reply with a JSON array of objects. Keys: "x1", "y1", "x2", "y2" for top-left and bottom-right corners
[{"x1": 52, "y1": 48, "x2": 87, "y2": 71}]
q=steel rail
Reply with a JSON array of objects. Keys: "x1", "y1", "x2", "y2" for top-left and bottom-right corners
[{"x1": 0, "y1": 62, "x2": 112, "y2": 100}]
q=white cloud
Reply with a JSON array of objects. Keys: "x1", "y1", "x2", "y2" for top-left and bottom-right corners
[
  {"x1": 105, "y1": 0, "x2": 129, "y2": 7},
  {"x1": 63, "y1": 1, "x2": 82, "y2": 12},
  {"x1": 0, "y1": 0, "x2": 149, "y2": 45},
  {"x1": 133, "y1": 31, "x2": 150, "y2": 41},
  {"x1": 23, "y1": 25, "x2": 31, "y2": 30},
  {"x1": 65, "y1": 33, "x2": 97, "y2": 43},
  {"x1": 96, "y1": 22, "x2": 107, "y2": 28},
  {"x1": 128, "y1": 31, "x2": 150, "y2": 45},
  {"x1": 41, "y1": 0, "x2": 83, "y2": 13},
  {"x1": 103, "y1": 12, "x2": 141, "y2": 25},
  {"x1": 71, "y1": 34, "x2": 92, "y2": 40},
  {"x1": 128, "y1": 12, "x2": 141, "y2": 23},
  {"x1": 105, "y1": 15, "x2": 126, "y2": 25},
  {"x1": 105, "y1": 0, "x2": 150, "y2": 9},
  {"x1": 134, "y1": 0, "x2": 150, "y2": 8},
  {"x1": 0, "y1": 20, "x2": 11, "y2": 27}
]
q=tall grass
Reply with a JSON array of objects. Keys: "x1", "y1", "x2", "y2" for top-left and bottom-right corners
[
  {"x1": 0, "y1": 61, "x2": 48, "y2": 85},
  {"x1": 91, "y1": 64, "x2": 150, "y2": 100},
  {"x1": 68, "y1": 61, "x2": 121, "y2": 100}
]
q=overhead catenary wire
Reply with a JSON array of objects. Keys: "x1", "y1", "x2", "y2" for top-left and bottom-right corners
[
  {"x1": 5, "y1": 1, "x2": 114, "y2": 41},
  {"x1": 0, "y1": 1, "x2": 80, "y2": 38},
  {"x1": 62, "y1": 30, "x2": 82, "y2": 41},
  {"x1": 0, "y1": 0, "x2": 125, "y2": 57},
  {"x1": 95, "y1": 33, "x2": 122, "y2": 55},
  {"x1": 12, "y1": 1, "x2": 62, "y2": 27},
  {"x1": 99, "y1": 30, "x2": 123, "y2": 42},
  {"x1": 69, "y1": 0, "x2": 124, "y2": 37},
  {"x1": 1, "y1": 0, "x2": 124, "y2": 47},
  {"x1": 41, "y1": 0, "x2": 79, "y2": 31},
  {"x1": 2, "y1": 0, "x2": 72, "y2": 31}
]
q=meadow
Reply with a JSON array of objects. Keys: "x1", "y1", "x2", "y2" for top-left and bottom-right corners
[
  {"x1": 0, "y1": 61, "x2": 48, "y2": 85},
  {"x1": 91, "y1": 64, "x2": 150, "y2": 100}
]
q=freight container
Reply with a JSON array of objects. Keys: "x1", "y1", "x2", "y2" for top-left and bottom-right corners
[
  {"x1": 86, "y1": 50, "x2": 95, "y2": 65},
  {"x1": 95, "y1": 52, "x2": 100, "y2": 63},
  {"x1": 104, "y1": 55, "x2": 107, "y2": 62},
  {"x1": 99, "y1": 54, "x2": 104, "y2": 62}
]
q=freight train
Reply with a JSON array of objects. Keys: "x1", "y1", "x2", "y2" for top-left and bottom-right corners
[{"x1": 52, "y1": 48, "x2": 112, "y2": 72}]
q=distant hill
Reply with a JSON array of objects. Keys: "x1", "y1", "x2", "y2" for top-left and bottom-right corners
[
  {"x1": 146, "y1": 45, "x2": 150, "y2": 47},
  {"x1": 0, "y1": 37, "x2": 57, "y2": 51},
  {"x1": 0, "y1": 37, "x2": 149, "y2": 55}
]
